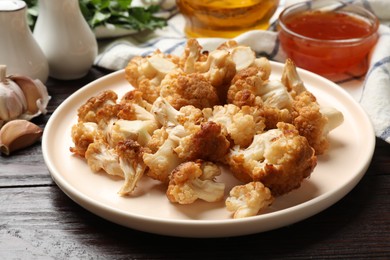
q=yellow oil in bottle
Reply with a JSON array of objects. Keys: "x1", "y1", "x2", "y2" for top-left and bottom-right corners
[{"x1": 176, "y1": 0, "x2": 280, "y2": 38}]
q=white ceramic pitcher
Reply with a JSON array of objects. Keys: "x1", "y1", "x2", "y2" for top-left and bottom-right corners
[
  {"x1": 0, "y1": 1, "x2": 49, "y2": 83},
  {"x1": 33, "y1": 0, "x2": 98, "y2": 80}
]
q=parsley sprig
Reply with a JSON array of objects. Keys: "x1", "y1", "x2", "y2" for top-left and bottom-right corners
[{"x1": 24, "y1": 0, "x2": 167, "y2": 32}]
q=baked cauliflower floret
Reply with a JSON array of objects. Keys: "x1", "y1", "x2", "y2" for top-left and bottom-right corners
[
  {"x1": 203, "y1": 104, "x2": 265, "y2": 148},
  {"x1": 174, "y1": 121, "x2": 231, "y2": 162},
  {"x1": 85, "y1": 137, "x2": 123, "y2": 178},
  {"x1": 227, "y1": 66, "x2": 266, "y2": 107},
  {"x1": 258, "y1": 80, "x2": 293, "y2": 110},
  {"x1": 159, "y1": 70, "x2": 220, "y2": 110},
  {"x1": 179, "y1": 38, "x2": 208, "y2": 73},
  {"x1": 281, "y1": 58, "x2": 306, "y2": 96},
  {"x1": 107, "y1": 118, "x2": 158, "y2": 148},
  {"x1": 70, "y1": 122, "x2": 99, "y2": 157},
  {"x1": 143, "y1": 118, "x2": 230, "y2": 182},
  {"x1": 226, "y1": 181, "x2": 274, "y2": 219},
  {"x1": 77, "y1": 90, "x2": 119, "y2": 123},
  {"x1": 217, "y1": 40, "x2": 271, "y2": 78},
  {"x1": 181, "y1": 40, "x2": 236, "y2": 103},
  {"x1": 166, "y1": 160, "x2": 225, "y2": 204},
  {"x1": 125, "y1": 50, "x2": 178, "y2": 103},
  {"x1": 116, "y1": 140, "x2": 148, "y2": 195},
  {"x1": 151, "y1": 96, "x2": 204, "y2": 127},
  {"x1": 120, "y1": 89, "x2": 153, "y2": 112},
  {"x1": 226, "y1": 122, "x2": 317, "y2": 196},
  {"x1": 292, "y1": 91, "x2": 329, "y2": 155},
  {"x1": 143, "y1": 125, "x2": 187, "y2": 183}
]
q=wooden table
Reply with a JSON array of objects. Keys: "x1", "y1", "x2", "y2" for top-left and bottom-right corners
[{"x1": 1, "y1": 67, "x2": 389, "y2": 259}]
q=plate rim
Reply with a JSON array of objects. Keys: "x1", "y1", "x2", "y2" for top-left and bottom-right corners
[{"x1": 42, "y1": 61, "x2": 375, "y2": 237}]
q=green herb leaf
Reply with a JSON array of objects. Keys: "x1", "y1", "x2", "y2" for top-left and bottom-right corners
[{"x1": 24, "y1": 0, "x2": 167, "y2": 32}]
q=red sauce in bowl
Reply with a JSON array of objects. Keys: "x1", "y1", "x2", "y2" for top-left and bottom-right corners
[
  {"x1": 278, "y1": 2, "x2": 379, "y2": 77},
  {"x1": 285, "y1": 11, "x2": 373, "y2": 40}
]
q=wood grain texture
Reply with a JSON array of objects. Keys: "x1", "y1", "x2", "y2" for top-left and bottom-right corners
[{"x1": 1, "y1": 67, "x2": 389, "y2": 259}]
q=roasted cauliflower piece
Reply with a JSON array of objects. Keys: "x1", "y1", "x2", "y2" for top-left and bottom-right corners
[
  {"x1": 70, "y1": 122, "x2": 99, "y2": 157},
  {"x1": 85, "y1": 137, "x2": 124, "y2": 178},
  {"x1": 107, "y1": 118, "x2": 158, "y2": 148},
  {"x1": 116, "y1": 140, "x2": 147, "y2": 195},
  {"x1": 174, "y1": 121, "x2": 231, "y2": 162},
  {"x1": 291, "y1": 91, "x2": 344, "y2": 155},
  {"x1": 226, "y1": 181, "x2": 274, "y2": 219},
  {"x1": 151, "y1": 96, "x2": 204, "y2": 127},
  {"x1": 125, "y1": 50, "x2": 179, "y2": 103},
  {"x1": 180, "y1": 39, "x2": 236, "y2": 103},
  {"x1": 203, "y1": 104, "x2": 265, "y2": 148},
  {"x1": 179, "y1": 38, "x2": 208, "y2": 73},
  {"x1": 85, "y1": 138, "x2": 147, "y2": 195},
  {"x1": 120, "y1": 89, "x2": 153, "y2": 112},
  {"x1": 144, "y1": 120, "x2": 230, "y2": 182},
  {"x1": 77, "y1": 90, "x2": 119, "y2": 124},
  {"x1": 281, "y1": 58, "x2": 306, "y2": 95},
  {"x1": 292, "y1": 91, "x2": 329, "y2": 155},
  {"x1": 226, "y1": 122, "x2": 317, "y2": 196},
  {"x1": 258, "y1": 80, "x2": 293, "y2": 110},
  {"x1": 217, "y1": 40, "x2": 271, "y2": 78},
  {"x1": 159, "y1": 70, "x2": 220, "y2": 110},
  {"x1": 166, "y1": 160, "x2": 225, "y2": 204},
  {"x1": 143, "y1": 125, "x2": 187, "y2": 183},
  {"x1": 227, "y1": 66, "x2": 267, "y2": 107}
]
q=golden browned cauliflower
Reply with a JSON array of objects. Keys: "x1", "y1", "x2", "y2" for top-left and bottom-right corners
[
  {"x1": 225, "y1": 181, "x2": 274, "y2": 218},
  {"x1": 107, "y1": 118, "x2": 158, "y2": 148},
  {"x1": 174, "y1": 121, "x2": 231, "y2": 162},
  {"x1": 291, "y1": 91, "x2": 330, "y2": 155},
  {"x1": 84, "y1": 137, "x2": 148, "y2": 195},
  {"x1": 150, "y1": 96, "x2": 205, "y2": 128},
  {"x1": 281, "y1": 58, "x2": 306, "y2": 96},
  {"x1": 217, "y1": 40, "x2": 271, "y2": 77},
  {"x1": 166, "y1": 160, "x2": 225, "y2": 204},
  {"x1": 116, "y1": 140, "x2": 148, "y2": 195},
  {"x1": 180, "y1": 39, "x2": 236, "y2": 103},
  {"x1": 143, "y1": 125, "x2": 187, "y2": 183},
  {"x1": 202, "y1": 104, "x2": 265, "y2": 148},
  {"x1": 85, "y1": 137, "x2": 124, "y2": 178},
  {"x1": 179, "y1": 38, "x2": 208, "y2": 72},
  {"x1": 77, "y1": 90, "x2": 120, "y2": 124},
  {"x1": 227, "y1": 66, "x2": 266, "y2": 107},
  {"x1": 143, "y1": 120, "x2": 230, "y2": 182},
  {"x1": 69, "y1": 122, "x2": 99, "y2": 157},
  {"x1": 120, "y1": 89, "x2": 153, "y2": 112},
  {"x1": 125, "y1": 50, "x2": 179, "y2": 103},
  {"x1": 159, "y1": 70, "x2": 220, "y2": 110},
  {"x1": 225, "y1": 122, "x2": 317, "y2": 196}
]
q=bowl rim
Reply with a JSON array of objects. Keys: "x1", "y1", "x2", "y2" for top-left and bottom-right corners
[{"x1": 278, "y1": 0, "x2": 379, "y2": 44}]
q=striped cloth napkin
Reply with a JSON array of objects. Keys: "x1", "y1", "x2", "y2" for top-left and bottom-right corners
[{"x1": 94, "y1": 0, "x2": 390, "y2": 143}]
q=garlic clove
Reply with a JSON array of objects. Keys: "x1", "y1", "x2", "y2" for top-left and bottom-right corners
[
  {"x1": 0, "y1": 80, "x2": 27, "y2": 121},
  {"x1": 0, "y1": 65, "x2": 28, "y2": 121},
  {"x1": 9, "y1": 74, "x2": 50, "y2": 116},
  {"x1": 0, "y1": 119, "x2": 43, "y2": 155}
]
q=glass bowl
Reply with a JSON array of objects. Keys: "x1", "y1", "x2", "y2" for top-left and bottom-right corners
[{"x1": 278, "y1": 0, "x2": 379, "y2": 78}]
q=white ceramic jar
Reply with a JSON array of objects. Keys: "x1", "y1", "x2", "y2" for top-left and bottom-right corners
[
  {"x1": 0, "y1": 1, "x2": 49, "y2": 83},
  {"x1": 33, "y1": 0, "x2": 98, "y2": 80}
]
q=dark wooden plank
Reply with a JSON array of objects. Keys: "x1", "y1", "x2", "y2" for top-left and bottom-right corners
[{"x1": 1, "y1": 174, "x2": 389, "y2": 259}]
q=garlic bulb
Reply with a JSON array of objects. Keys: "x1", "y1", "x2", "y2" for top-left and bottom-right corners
[{"x1": 0, "y1": 65, "x2": 50, "y2": 126}]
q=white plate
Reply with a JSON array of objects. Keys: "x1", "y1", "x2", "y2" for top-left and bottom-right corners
[{"x1": 42, "y1": 62, "x2": 375, "y2": 238}]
